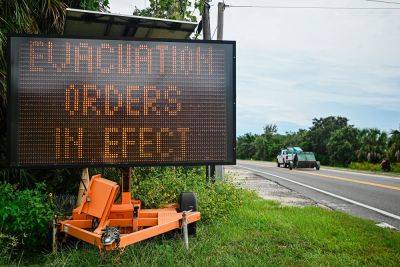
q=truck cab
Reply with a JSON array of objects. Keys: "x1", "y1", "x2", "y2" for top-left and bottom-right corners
[{"x1": 277, "y1": 148, "x2": 295, "y2": 167}]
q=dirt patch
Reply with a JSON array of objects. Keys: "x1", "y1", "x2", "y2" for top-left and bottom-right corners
[{"x1": 226, "y1": 165, "x2": 328, "y2": 208}]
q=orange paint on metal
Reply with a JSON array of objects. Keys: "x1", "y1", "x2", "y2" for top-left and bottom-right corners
[{"x1": 58, "y1": 173, "x2": 200, "y2": 250}]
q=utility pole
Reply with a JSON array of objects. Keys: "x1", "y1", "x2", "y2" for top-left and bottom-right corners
[
  {"x1": 202, "y1": 1, "x2": 211, "y2": 40},
  {"x1": 217, "y1": 2, "x2": 225, "y2": 40},
  {"x1": 215, "y1": 1, "x2": 226, "y2": 181},
  {"x1": 202, "y1": 0, "x2": 214, "y2": 182}
]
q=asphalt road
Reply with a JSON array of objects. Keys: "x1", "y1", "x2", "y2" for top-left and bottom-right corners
[{"x1": 236, "y1": 160, "x2": 400, "y2": 229}]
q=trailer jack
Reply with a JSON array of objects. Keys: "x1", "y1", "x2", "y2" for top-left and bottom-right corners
[{"x1": 58, "y1": 174, "x2": 200, "y2": 250}]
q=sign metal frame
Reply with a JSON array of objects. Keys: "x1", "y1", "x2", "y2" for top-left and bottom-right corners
[{"x1": 7, "y1": 34, "x2": 236, "y2": 168}]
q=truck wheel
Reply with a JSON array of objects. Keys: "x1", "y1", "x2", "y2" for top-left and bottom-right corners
[
  {"x1": 289, "y1": 161, "x2": 293, "y2": 170},
  {"x1": 277, "y1": 161, "x2": 280, "y2": 167},
  {"x1": 316, "y1": 162, "x2": 320, "y2": 171},
  {"x1": 179, "y1": 192, "x2": 197, "y2": 235}
]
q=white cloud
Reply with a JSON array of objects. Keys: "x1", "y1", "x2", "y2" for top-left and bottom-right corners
[
  {"x1": 108, "y1": 0, "x2": 146, "y2": 14},
  {"x1": 108, "y1": 0, "x2": 400, "y2": 134}
]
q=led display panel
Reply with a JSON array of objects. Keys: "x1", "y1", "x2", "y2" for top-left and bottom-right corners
[{"x1": 8, "y1": 36, "x2": 235, "y2": 167}]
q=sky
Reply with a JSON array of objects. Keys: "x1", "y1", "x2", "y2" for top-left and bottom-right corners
[{"x1": 109, "y1": 0, "x2": 400, "y2": 136}]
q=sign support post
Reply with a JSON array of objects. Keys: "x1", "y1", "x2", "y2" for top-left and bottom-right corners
[
  {"x1": 77, "y1": 168, "x2": 89, "y2": 206},
  {"x1": 202, "y1": 0, "x2": 215, "y2": 183},
  {"x1": 217, "y1": 2, "x2": 225, "y2": 40},
  {"x1": 215, "y1": 1, "x2": 227, "y2": 181},
  {"x1": 121, "y1": 168, "x2": 132, "y2": 194}
]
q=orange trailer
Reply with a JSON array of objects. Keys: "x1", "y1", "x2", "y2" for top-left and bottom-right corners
[{"x1": 58, "y1": 173, "x2": 200, "y2": 250}]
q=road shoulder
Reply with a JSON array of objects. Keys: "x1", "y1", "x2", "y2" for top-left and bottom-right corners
[
  {"x1": 239, "y1": 159, "x2": 400, "y2": 178},
  {"x1": 226, "y1": 165, "x2": 329, "y2": 208}
]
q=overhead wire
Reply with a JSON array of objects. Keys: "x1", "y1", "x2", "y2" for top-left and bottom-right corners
[
  {"x1": 225, "y1": 5, "x2": 400, "y2": 10},
  {"x1": 225, "y1": 0, "x2": 400, "y2": 3},
  {"x1": 365, "y1": 0, "x2": 400, "y2": 4},
  {"x1": 222, "y1": 0, "x2": 400, "y2": 10},
  {"x1": 212, "y1": 25, "x2": 218, "y2": 39}
]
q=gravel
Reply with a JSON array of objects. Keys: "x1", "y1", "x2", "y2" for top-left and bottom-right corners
[{"x1": 225, "y1": 165, "x2": 329, "y2": 208}]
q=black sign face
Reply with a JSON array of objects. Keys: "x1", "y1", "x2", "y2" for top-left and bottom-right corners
[{"x1": 8, "y1": 36, "x2": 235, "y2": 167}]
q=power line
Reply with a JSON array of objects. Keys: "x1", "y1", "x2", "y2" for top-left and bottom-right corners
[
  {"x1": 212, "y1": 25, "x2": 218, "y2": 39},
  {"x1": 226, "y1": 0, "x2": 400, "y2": 2},
  {"x1": 366, "y1": 0, "x2": 400, "y2": 4},
  {"x1": 226, "y1": 4, "x2": 400, "y2": 10}
]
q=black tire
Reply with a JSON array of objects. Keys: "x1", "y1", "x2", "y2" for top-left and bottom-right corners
[
  {"x1": 277, "y1": 161, "x2": 280, "y2": 167},
  {"x1": 316, "y1": 161, "x2": 320, "y2": 171},
  {"x1": 289, "y1": 161, "x2": 293, "y2": 170},
  {"x1": 294, "y1": 154, "x2": 298, "y2": 166},
  {"x1": 179, "y1": 192, "x2": 197, "y2": 235}
]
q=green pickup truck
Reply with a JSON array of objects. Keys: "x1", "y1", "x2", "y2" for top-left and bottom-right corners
[{"x1": 277, "y1": 147, "x2": 320, "y2": 170}]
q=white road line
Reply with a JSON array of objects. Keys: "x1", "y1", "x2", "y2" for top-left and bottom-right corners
[{"x1": 238, "y1": 164, "x2": 400, "y2": 221}]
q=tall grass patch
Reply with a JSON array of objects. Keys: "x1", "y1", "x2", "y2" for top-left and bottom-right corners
[
  {"x1": 131, "y1": 167, "x2": 247, "y2": 222},
  {"x1": 349, "y1": 162, "x2": 400, "y2": 174}
]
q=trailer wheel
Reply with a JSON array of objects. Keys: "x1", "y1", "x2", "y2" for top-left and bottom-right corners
[
  {"x1": 289, "y1": 161, "x2": 293, "y2": 170},
  {"x1": 179, "y1": 192, "x2": 197, "y2": 235}
]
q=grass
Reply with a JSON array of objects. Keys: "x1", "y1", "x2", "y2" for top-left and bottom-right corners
[
  {"x1": 4, "y1": 190, "x2": 400, "y2": 266},
  {"x1": 348, "y1": 162, "x2": 400, "y2": 174}
]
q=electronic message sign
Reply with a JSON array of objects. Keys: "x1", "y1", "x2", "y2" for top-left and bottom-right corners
[{"x1": 8, "y1": 36, "x2": 235, "y2": 167}]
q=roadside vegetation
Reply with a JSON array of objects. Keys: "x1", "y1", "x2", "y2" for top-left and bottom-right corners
[
  {"x1": 237, "y1": 116, "x2": 400, "y2": 173},
  {"x1": 1, "y1": 170, "x2": 400, "y2": 266},
  {"x1": 348, "y1": 162, "x2": 400, "y2": 174}
]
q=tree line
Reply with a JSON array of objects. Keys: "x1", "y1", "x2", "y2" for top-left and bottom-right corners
[{"x1": 237, "y1": 116, "x2": 400, "y2": 167}]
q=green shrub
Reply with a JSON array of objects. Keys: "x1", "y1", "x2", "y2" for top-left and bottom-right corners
[
  {"x1": 348, "y1": 162, "x2": 400, "y2": 174},
  {"x1": 0, "y1": 183, "x2": 54, "y2": 250},
  {"x1": 392, "y1": 163, "x2": 400, "y2": 173},
  {"x1": 348, "y1": 162, "x2": 381, "y2": 172},
  {"x1": 131, "y1": 167, "x2": 245, "y2": 222},
  {"x1": 0, "y1": 168, "x2": 83, "y2": 195},
  {"x1": 195, "y1": 179, "x2": 247, "y2": 222}
]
